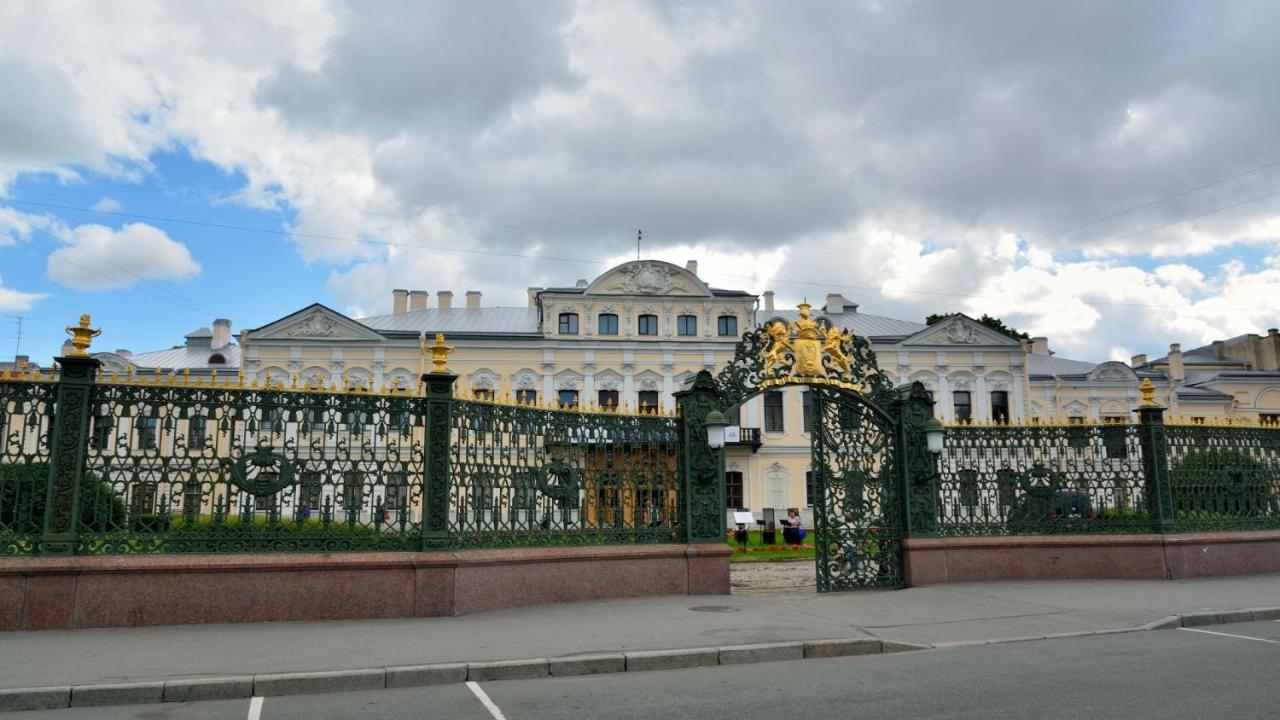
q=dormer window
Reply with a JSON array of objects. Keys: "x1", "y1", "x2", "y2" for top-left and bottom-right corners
[
  {"x1": 208, "y1": 353, "x2": 226, "y2": 364},
  {"x1": 558, "y1": 313, "x2": 579, "y2": 334}
]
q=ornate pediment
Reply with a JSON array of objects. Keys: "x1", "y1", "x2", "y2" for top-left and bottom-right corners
[
  {"x1": 249, "y1": 305, "x2": 383, "y2": 342},
  {"x1": 899, "y1": 315, "x2": 1022, "y2": 347},
  {"x1": 582, "y1": 260, "x2": 713, "y2": 297},
  {"x1": 1087, "y1": 361, "x2": 1137, "y2": 382}
]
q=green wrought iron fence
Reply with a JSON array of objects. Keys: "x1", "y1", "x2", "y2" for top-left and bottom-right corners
[
  {"x1": 448, "y1": 398, "x2": 682, "y2": 547},
  {"x1": 78, "y1": 375, "x2": 427, "y2": 553},
  {"x1": 1163, "y1": 421, "x2": 1280, "y2": 531},
  {"x1": 0, "y1": 377, "x2": 57, "y2": 555},
  {"x1": 930, "y1": 422, "x2": 1150, "y2": 535}
]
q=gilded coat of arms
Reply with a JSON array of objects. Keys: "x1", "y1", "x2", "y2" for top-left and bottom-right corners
[{"x1": 762, "y1": 303, "x2": 854, "y2": 381}]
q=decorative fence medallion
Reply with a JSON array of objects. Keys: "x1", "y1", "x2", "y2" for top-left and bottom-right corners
[
  {"x1": 227, "y1": 442, "x2": 296, "y2": 497},
  {"x1": 536, "y1": 457, "x2": 582, "y2": 502}
]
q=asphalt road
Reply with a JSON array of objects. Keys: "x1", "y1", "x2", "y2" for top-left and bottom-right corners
[{"x1": 8, "y1": 621, "x2": 1280, "y2": 720}]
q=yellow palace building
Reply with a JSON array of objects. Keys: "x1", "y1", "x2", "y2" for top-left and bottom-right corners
[{"x1": 73, "y1": 259, "x2": 1280, "y2": 522}]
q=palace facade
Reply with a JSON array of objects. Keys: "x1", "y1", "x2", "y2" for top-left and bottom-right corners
[{"x1": 82, "y1": 259, "x2": 1280, "y2": 519}]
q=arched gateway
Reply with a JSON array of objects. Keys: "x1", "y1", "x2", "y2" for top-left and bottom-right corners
[{"x1": 676, "y1": 303, "x2": 935, "y2": 591}]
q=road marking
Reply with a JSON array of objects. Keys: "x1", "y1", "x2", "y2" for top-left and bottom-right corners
[
  {"x1": 467, "y1": 681, "x2": 508, "y2": 720},
  {"x1": 1179, "y1": 627, "x2": 1280, "y2": 644},
  {"x1": 246, "y1": 696, "x2": 264, "y2": 720}
]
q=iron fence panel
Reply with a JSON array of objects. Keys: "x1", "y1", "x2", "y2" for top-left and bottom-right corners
[
  {"x1": 931, "y1": 423, "x2": 1150, "y2": 535},
  {"x1": 79, "y1": 379, "x2": 426, "y2": 553},
  {"x1": 449, "y1": 399, "x2": 682, "y2": 547},
  {"x1": 0, "y1": 379, "x2": 57, "y2": 555},
  {"x1": 1163, "y1": 423, "x2": 1280, "y2": 531}
]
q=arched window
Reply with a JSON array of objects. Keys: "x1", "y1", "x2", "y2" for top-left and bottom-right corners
[
  {"x1": 717, "y1": 315, "x2": 738, "y2": 336},
  {"x1": 558, "y1": 313, "x2": 579, "y2": 334},
  {"x1": 208, "y1": 353, "x2": 226, "y2": 364},
  {"x1": 638, "y1": 314, "x2": 658, "y2": 336},
  {"x1": 598, "y1": 313, "x2": 618, "y2": 335},
  {"x1": 677, "y1": 315, "x2": 697, "y2": 336}
]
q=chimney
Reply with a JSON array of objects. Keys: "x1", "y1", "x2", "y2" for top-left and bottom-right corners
[
  {"x1": 825, "y1": 294, "x2": 844, "y2": 314},
  {"x1": 392, "y1": 289, "x2": 408, "y2": 315},
  {"x1": 437, "y1": 291, "x2": 453, "y2": 310},
  {"x1": 1130, "y1": 353, "x2": 1147, "y2": 367},
  {"x1": 1168, "y1": 343, "x2": 1184, "y2": 381},
  {"x1": 408, "y1": 290, "x2": 428, "y2": 311},
  {"x1": 527, "y1": 287, "x2": 542, "y2": 309},
  {"x1": 1212, "y1": 340, "x2": 1225, "y2": 360},
  {"x1": 575, "y1": 279, "x2": 588, "y2": 288},
  {"x1": 763, "y1": 291, "x2": 775, "y2": 312},
  {"x1": 1030, "y1": 336, "x2": 1050, "y2": 356},
  {"x1": 211, "y1": 319, "x2": 232, "y2": 350},
  {"x1": 466, "y1": 291, "x2": 481, "y2": 309},
  {"x1": 685, "y1": 260, "x2": 698, "y2": 276}
]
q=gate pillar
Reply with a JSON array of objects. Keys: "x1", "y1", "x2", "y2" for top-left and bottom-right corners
[
  {"x1": 674, "y1": 370, "x2": 726, "y2": 543},
  {"x1": 893, "y1": 382, "x2": 939, "y2": 538}
]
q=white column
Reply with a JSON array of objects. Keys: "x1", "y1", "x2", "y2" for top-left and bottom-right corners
[
  {"x1": 329, "y1": 348, "x2": 343, "y2": 387},
  {"x1": 975, "y1": 372, "x2": 989, "y2": 421},
  {"x1": 583, "y1": 366, "x2": 596, "y2": 408},
  {"x1": 623, "y1": 363, "x2": 636, "y2": 406},
  {"x1": 936, "y1": 373, "x2": 952, "y2": 421},
  {"x1": 542, "y1": 364, "x2": 554, "y2": 404},
  {"x1": 662, "y1": 364, "x2": 675, "y2": 410},
  {"x1": 1010, "y1": 375, "x2": 1026, "y2": 422}
]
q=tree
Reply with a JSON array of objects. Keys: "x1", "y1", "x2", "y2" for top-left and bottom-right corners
[{"x1": 925, "y1": 313, "x2": 1030, "y2": 341}]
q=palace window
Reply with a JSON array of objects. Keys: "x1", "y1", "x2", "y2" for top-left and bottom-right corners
[
  {"x1": 717, "y1": 315, "x2": 738, "y2": 337},
  {"x1": 726, "y1": 471, "x2": 744, "y2": 510},
  {"x1": 1068, "y1": 416, "x2": 1086, "y2": 425},
  {"x1": 558, "y1": 313, "x2": 579, "y2": 334},
  {"x1": 638, "y1": 390, "x2": 660, "y2": 414},
  {"x1": 342, "y1": 472, "x2": 364, "y2": 511},
  {"x1": 92, "y1": 405, "x2": 113, "y2": 450},
  {"x1": 764, "y1": 391, "x2": 785, "y2": 432},
  {"x1": 638, "y1": 314, "x2": 658, "y2": 336},
  {"x1": 805, "y1": 471, "x2": 817, "y2": 507},
  {"x1": 990, "y1": 391, "x2": 1009, "y2": 424},
  {"x1": 677, "y1": 315, "x2": 697, "y2": 336},
  {"x1": 952, "y1": 391, "x2": 972, "y2": 423},
  {"x1": 515, "y1": 389, "x2": 537, "y2": 406},
  {"x1": 130, "y1": 483, "x2": 157, "y2": 516},
  {"x1": 557, "y1": 389, "x2": 579, "y2": 408},
  {"x1": 473, "y1": 388, "x2": 494, "y2": 401},
  {"x1": 598, "y1": 389, "x2": 619, "y2": 410},
  {"x1": 385, "y1": 472, "x2": 409, "y2": 511},
  {"x1": 136, "y1": 415, "x2": 159, "y2": 449},
  {"x1": 188, "y1": 415, "x2": 207, "y2": 450},
  {"x1": 598, "y1": 313, "x2": 618, "y2": 335}
]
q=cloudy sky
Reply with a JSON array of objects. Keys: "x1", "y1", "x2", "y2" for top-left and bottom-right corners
[{"x1": 2, "y1": 0, "x2": 1279, "y2": 363}]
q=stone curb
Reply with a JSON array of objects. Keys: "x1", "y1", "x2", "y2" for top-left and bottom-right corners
[{"x1": 4, "y1": 605, "x2": 1278, "y2": 712}]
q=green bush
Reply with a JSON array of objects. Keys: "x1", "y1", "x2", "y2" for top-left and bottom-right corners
[
  {"x1": 1169, "y1": 450, "x2": 1279, "y2": 517},
  {"x1": 0, "y1": 462, "x2": 126, "y2": 533}
]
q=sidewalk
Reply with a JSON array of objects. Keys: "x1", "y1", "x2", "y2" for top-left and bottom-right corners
[{"x1": 5, "y1": 569, "x2": 1280, "y2": 692}]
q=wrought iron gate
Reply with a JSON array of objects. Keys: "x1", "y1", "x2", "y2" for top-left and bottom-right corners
[{"x1": 809, "y1": 387, "x2": 902, "y2": 590}]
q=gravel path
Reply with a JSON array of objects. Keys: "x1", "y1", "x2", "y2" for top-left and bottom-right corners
[{"x1": 730, "y1": 559, "x2": 816, "y2": 593}]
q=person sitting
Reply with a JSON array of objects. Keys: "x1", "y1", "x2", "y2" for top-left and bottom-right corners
[{"x1": 780, "y1": 508, "x2": 806, "y2": 545}]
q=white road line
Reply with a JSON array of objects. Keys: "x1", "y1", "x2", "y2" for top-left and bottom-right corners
[
  {"x1": 1179, "y1": 627, "x2": 1280, "y2": 644},
  {"x1": 467, "y1": 681, "x2": 509, "y2": 720},
  {"x1": 246, "y1": 695, "x2": 264, "y2": 720}
]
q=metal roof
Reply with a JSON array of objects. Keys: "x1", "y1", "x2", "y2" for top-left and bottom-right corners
[
  {"x1": 1026, "y1": 354, "x2": 1097, "y2": 377},
  {"x1": 122, "y1": 344, "x2": 241, "y2": 370},
  {"x1": 762, "y1": 309, "x2": 925, "y2": 339},
  {"x1": 358, "y1": 307, "x2": 541, "y2": 335}
]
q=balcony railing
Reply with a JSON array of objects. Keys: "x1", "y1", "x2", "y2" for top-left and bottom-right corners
[{"x1": 726, "y1": 426, "x2": 762, "y2": 451}]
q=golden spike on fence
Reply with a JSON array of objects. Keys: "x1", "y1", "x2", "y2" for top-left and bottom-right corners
[
  {"x1": 210, "y1": 369, "x2": 218, "y2": 387},
  {"x1": 182, "y1": 368, "x2": 191, "y2": 385}
]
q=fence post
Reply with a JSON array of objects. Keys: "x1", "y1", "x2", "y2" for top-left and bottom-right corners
[
  {"x1": 674, "y1": 370, "x2": 726, "y2": 544},
  {"x1": 1136, "y1": 380, "x2": 1174, "y2": 534},
  {"x1": 419, "y1": 334, "x2": 458, "y2": 550},
  {"x1": 893, "y1": 382, "x2": 938, "y2": 538},
  {"x1": 40, "y1": 316, "x2": 102, "y2": 555}
]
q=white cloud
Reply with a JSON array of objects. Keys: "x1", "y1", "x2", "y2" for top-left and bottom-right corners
[
  {"x1": 47, "y1": 222, "x2": 200, "y2": 290},
  {"x1": 0, "y1": 274, "x2": 45, "y2": 312},
  {"x1": 90, "y1": 197, "x2": 122, "y2": 213}
]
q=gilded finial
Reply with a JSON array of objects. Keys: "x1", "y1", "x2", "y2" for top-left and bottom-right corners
[
  {"x1": 1138, "y1": 377, "x2": 1158, "y2": 408},
  {"x1": 429, "y1": 332, "x2": 455, "y2": 373},
  {"x1": 64, "y1": 313, "x2": 101, "y2": 357}
]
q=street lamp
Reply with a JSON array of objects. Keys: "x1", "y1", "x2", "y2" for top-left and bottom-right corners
[
  {"x1": 705, "y1": 410, "x2": 728, "y2": 450},
  {"x1": 924, "y1": 416, "x2": 945, "y2": 455}
]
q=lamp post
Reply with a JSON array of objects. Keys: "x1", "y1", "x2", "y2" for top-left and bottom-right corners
[
  {"x1": 705, "y1": 409, "x2": 728, "y2": 450},
  {"x1": 924, "y1": 416, "x2": 945, "y2": 455}
]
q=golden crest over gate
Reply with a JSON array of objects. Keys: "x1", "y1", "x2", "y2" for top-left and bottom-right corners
[{"x1": 759, "y1": 303, "x2": 860, "y2": 391}]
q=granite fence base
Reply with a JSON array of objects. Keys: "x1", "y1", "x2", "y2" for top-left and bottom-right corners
[
  {"x1": 904, "y1": 530, "x2": 1280, "y2": 585},
  {"x1": 0, "y1": 544, "x2": 732, "y2": 631}
]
